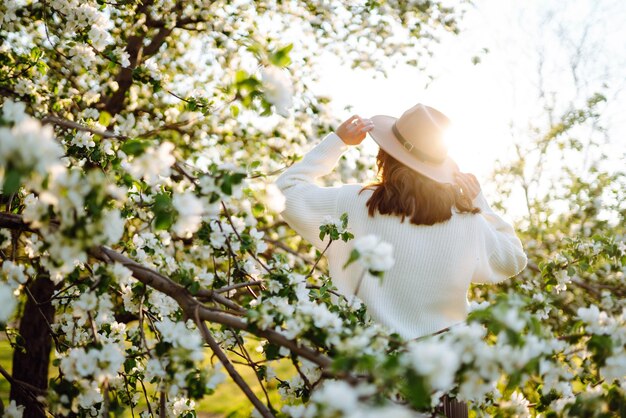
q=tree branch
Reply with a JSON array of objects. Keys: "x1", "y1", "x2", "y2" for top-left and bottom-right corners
[
  {"x1": 41, "y1": 115, "x2": 128, "y2": 139},
  {"x1": 194, "y1": 307, "x2": 274, "y2": 418},
  {"x1": 0, "y1": 213, "x2": 36, "y2": 232},
  {"x1": 0, "y1": 212, "x2": 334, "y2": 369},
  {"x1": 100, "y1": 0, "x2": 153, "y2": 116}
]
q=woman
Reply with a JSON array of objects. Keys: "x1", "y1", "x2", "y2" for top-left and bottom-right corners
[{"x1": 275, "y1": 103, "x2": 527, "y2": 417}]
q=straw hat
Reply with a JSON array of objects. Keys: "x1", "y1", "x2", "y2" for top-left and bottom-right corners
[{"x1": 368, "y1": 103, "x2": 459, "y2": 184}]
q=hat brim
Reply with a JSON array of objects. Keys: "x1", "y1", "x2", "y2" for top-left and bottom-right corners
[{"x1": 368, "y1": 115, "x2": 459, "y2": 184}]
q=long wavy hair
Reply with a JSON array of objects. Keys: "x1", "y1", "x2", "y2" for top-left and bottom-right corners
[{"x1": 359, "y1": 148, "x2": 480, "y2": 225}]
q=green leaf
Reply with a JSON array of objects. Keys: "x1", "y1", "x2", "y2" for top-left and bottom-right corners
[
  {"x1": 587, "y1": 334, "x2": 612, "y2": 366},
  {"x1": 264, "y1": 343, "x2": 281, "y2": 360},
  {"x1": 188, "y1": 281, "x2": 200, "y2": 295},
  {"x1": 340, "y1": 212, "x2": 349, "y2": 229},
  {"x1": 2, "y1": 169, "x2": 21, "y2": 195},
  {"x1": 341, "y1": 231, "x2": 354, "y2": 242},
  {"x1": 269, "y1": 44, "x2": 294, "y2": 67},
  {"x1": 121, "y1": 139, "x2": 151, "y2": 156},
  {"x1": 154, "y1": 213, "x2": 173, "y2": 230},
  {"x1": 99, "y1": 110, "x2": 112, "y2": 126},
  {"x1": 331, "y1": 355, "x2": 356, "y2": 373},
  {"x1": 271, "y1": 44, "x2": 294, "y2": 66},
  {"x1": 30, "y1": 46, "x2": 42, "y2": 60},
  {"x1": 220, "y1": 175, "x2": 233, "y2": 195},
  {"x1": 252, "y1": 202, "x2": 265, "y2": 216},
  {"x1": 237, "y1": 77, "x2": 261, "y2": 92},
  {"x1": 505, "y1": 371, "x2": 523, "y2": 393},
  {"x1": 401, "y1": 371, "x2": 431, "y2": 410},
  {"x1": 230, "y1": 105, "x2": 239, "y2": 117},
  {"x1": 343, "y1": 249, "x2": 360, "y2": 269},
  {"x1": 235, "y1": 69, "x2": 248, "y2": 83},
  {"x1": 124, "y1": 358, "x2": 137, "y2": 373},
  {"x1": 153, "y1": 193, "x2": 174, "y2": 230}
]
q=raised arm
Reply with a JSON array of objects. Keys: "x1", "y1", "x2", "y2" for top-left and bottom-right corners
[{"x1": 275, "y1": 116, "x2": 373, "y2": 250}]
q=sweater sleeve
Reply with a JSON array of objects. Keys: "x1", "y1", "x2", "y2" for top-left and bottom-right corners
[
  {"x1": 275, "y1": 132, "x2": 349, "y2": 250},
  {"x1": 471, "y1": 192, "x2": 528, "y2": 284}
]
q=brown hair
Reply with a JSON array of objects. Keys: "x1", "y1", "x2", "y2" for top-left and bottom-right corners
[{"x1": 359, "y1": 148, "x2": 480, "y2": 226}]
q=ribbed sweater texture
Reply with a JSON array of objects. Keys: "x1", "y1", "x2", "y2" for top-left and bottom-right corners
[{"x1": 276, "y1": 132, "x2": 528, "y2": 339}]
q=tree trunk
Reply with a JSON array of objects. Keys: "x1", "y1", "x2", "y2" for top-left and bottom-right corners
[{"x1": 10, "y1": 275, "x2": 55, "y2": 418}]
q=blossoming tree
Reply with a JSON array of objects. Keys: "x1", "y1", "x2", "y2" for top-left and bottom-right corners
[{"x1": 0, "y1": 1, "x2": 625, "y2": 418}]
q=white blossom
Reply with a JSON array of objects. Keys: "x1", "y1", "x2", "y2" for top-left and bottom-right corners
[
  {"x1": 281, "y1": 404, "x2": 306, "y2": 418},
  {"x1": 77, "y1": 380, "x2": 103, "y2": 409},
  {"x1": 320, "y1": 215, "x2": 343, "y2": 231},
  {"x1": 468, "y1": 300, "x2": 491, "y2": 312},
  {"x1": 261, "y1": 66, "x2": 293, "y2": 117},
  {"x1": 82, "y1": 108, "x2": 100, "y2": 120},
  {"x1": 307, "y1": 380, "x2": 379, "y2": 416},
  {"x1": 0, "y1": 284, "x2": 18, "y2": 323},
  {"x1": 404, "y1": 338, "x2": 461, "y2": 392},
  {"x1": 0, "y1": 110, "x2": 64, "y2": 179},
  {"x1": 3, "y1": 400, "x2": 25, "y2": 418},
  {"x1": 69, "y1": 131, "x2": 96, "y2": 149},
  {"x1": 577, "y1": 304, "x2": 614, "y2": 334},
  {"x1": 353, "y1": 234, "x2": 395, "y2": 272},
  {"x1": 124, "y1": 142, "x2": 176, "y2": 185},
  {"x1": 74, "y1": 291, "x2": 98, "y2": 313},
  {"x1": 155, "y1": 318, "x2": 203, "y2": 361},
  {"x1": 2, "y1": 260, "x2": 27, "y2": 288},
  {"x1": 601, "y1": 349, "x2": 626, "y2": 382},
  {"x1": 100, "y1": 209, "x2": 125, "y2": 244},
  {"x1": 68, "y1": 44, "x2": 97, "y2": 72},
  {"x1": 172, "y1": 191, "x2": 204, "y2": 237},
  {"x1": 113, "y1": 45, "x2": 131, "y2": 67},
  {"x1": 265, "y1": 183, "x2": 286, "y2": 212},
  {"x1": 554, "y1": 270, "x2": 572, "y2": 293},
  {"x1": 206, "y1": 363, "x2": 227, "y2": 390},
  {"x1": 1, "y1": 100, "x2": 27, "y2": 123},
  {"x1": 500, "y1": 391, "x2": 531, "y2": 418},
  {"x1": 502, "y1": 308, "x2": 525, "y2": 332},
  {"x1": 89, "y1": 25, "x2": 113, "y2": 50},
  {"x1": 0, "y1": 229, "x2": 10, "y2": 250},
  {"x1": 310, "y1": 380, "x2": 360, "y2": 414}
]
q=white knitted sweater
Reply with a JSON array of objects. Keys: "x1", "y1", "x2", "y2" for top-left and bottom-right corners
[{"x1": 276, "y1": 132, "x2": 528, "y2": 339}]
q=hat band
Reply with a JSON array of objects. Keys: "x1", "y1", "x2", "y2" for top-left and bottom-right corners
[{"x1": 392, "y1": 122, "x2": 446, "y2": 164}]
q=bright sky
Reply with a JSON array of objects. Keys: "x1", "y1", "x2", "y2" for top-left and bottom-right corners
[{"x1": 314, "y1": 0, "x2": 626, "y2": 197}]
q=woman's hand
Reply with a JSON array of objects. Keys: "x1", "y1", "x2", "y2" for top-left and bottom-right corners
[
  {"x1": 336, "y1": 115, "x2": 374, "y2": 145},
  {"x1": 454, "y1": 172, "x2": 481, "y2": 200}
]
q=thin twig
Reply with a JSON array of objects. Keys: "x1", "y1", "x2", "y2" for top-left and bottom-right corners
[
  {"x1": 263, "y1": 237, "x2": 315, "y2": 264},
  {"x1": 0, "y1": 364, "x2": 48, "y2": 417},
  {"x1": 305, "y1": 284, "x2": 345, "y2": 299},
  {"x1": 292, "y1": 358, "x2": 313, "y2": 392},
  {"x1": 349, "y1": 270, "x2": 367, "y2": 308},
  {"x1": 23, "y1": 284, "x2": 67, "y2": 350},
  {"x1": 215, "y1": 280, "x2": 264, "y2": 294},
  {"x1": 194, "y1": 306, "x2": 275, "y2": 418},
  {"x1": 0, "y1": 365, "x2": 46, "y2": 395},
  {"x1": 159, "y1": 391, "x2": 166, "y2": 418},
  {"x1": 305, "y1": 240, "x2": 332, "y2": 280},
  {"x1": 234, "y1": 333, "x2": 275, "y2": 411}
]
